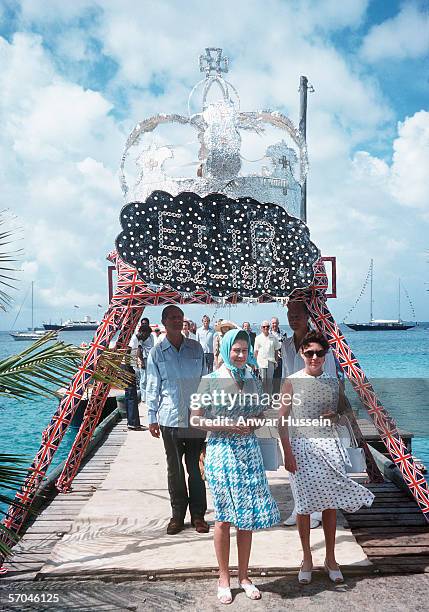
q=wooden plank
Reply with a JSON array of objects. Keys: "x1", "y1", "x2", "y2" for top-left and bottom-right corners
[
  {"x1": 24, "y1": 523, "x2": 72, "y2": 533},
  {"x1": 350, "y1": 507, "x2": 422, "y2": 514},
  {"x1": 346, "y1": 516, "x2": 427, "y2": 526},
  {"x1": 357, "y1": 535, "x2": 429, "y2": 547},
  {"x1": 366, "y1": 546, "x2": 429, "y2": 556},
  {"x1": 369, "y1": 556, "x2": 429, "y2": 566},
  {"x1": 353, "y1": 525, "x2": 429, "y2": 534}
]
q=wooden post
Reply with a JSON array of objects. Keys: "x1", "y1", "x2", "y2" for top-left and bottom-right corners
[{"x1": 299, "y1": 75, "x2": 308, "y2": 223}]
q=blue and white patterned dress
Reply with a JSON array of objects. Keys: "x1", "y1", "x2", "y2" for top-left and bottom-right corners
[{"x1": 196, "y1": 364, "x2": 280, "y2": 530}]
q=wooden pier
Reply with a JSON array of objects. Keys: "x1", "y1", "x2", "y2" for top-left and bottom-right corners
[
  {"x1": 2, "y1": 410, "x2": 127, "y2": 581},
  {"x1": 2, "y1": 411, "x2": 428, "y2": 581}
]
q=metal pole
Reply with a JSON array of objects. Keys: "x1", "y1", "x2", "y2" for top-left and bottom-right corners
[
  {"x1": 299, "y1": 76, "x2": 308, "y2": 223},
  {"x1": 31, "y1": 281, "x2": 34, "y2": 331}
]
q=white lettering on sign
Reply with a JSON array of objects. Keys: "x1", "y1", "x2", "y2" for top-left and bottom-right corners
[
  {"x1": 159, "y1": 210, "x2": 182, "y2": 251},
  {"x1": 227, "y1": 228, "x2": 242, "y2": 253},
  {"x1": 250, "y1": 220, "x2": 277, "y2": 261},
  {"x1": 192, "y1": 224, "x2": 207, "y2": 249}
]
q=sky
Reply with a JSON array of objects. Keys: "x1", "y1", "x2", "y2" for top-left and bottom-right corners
[{"x1": 0, "y1": 0, "x2": 428, "y2": 330}]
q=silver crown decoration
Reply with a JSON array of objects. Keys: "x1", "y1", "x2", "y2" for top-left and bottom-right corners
[{"x1": 120, "y1": 48, "x2": 308, "y2": 219}]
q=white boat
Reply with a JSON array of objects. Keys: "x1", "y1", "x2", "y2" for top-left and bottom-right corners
[
  {"x1": 10, "y1": 330, "x2": 57, "y2": 341},
  {"x1": 10, "y1": 282, "x2": 58, "y2": 341},
  {"x1": 345, "y1": 262, "x2": 416, "y2": 331}
]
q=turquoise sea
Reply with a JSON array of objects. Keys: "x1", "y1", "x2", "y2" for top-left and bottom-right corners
[{"x1": 0, "y1": 325, "x2": 428, "y2": 513}]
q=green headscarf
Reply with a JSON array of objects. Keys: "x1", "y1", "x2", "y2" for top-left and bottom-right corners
[{"x1": 219, "y1": 328, "x2": 257, "y2": 381}]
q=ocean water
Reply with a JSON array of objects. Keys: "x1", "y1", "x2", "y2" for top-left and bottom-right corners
[{"x1": 0, "y1": 325, "x2": 428, "y2": 513}]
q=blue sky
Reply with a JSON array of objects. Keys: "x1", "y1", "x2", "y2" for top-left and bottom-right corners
[{"x1": 0, "y1": 0, "x2": 428, "y2": 330}]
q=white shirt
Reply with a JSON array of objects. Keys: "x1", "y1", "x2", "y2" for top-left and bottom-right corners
[
  {"x1": 182, "y1": 331, "x2": 197, "y2": 340},
  {"x1": 139, "y1": 334, "x2": 154, "y2": 358},
  {"x1": 129, "y1": 333, "x2": 139, "y2": 350},
  {"x1": 196, "y1": 326, "x2": 215, "y2": 353},
  {"x1": 254, "y1": 333, "x2": 281, "y2": 368},
  {"x1": 154, "y1": 332, "x2": 166, "y2": 345},
  {"x1": 281, "y1": 335, "x2": 337, "y2": 378}
]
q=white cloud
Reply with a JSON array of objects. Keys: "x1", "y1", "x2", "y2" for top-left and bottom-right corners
[
  {"x1": 390, "y1": 111, "x2": 429, "y2": 209},
  {"x1": 361, "y1": 3, "x2": 429, "y2": 62},
  {"x1": 0, "y1": 1, "x2": 427, "y2": 327}
]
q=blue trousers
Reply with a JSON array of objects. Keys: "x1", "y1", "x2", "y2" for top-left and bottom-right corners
[{"x1": 125, "y1": 386, "x2": 141, "y2": 427}]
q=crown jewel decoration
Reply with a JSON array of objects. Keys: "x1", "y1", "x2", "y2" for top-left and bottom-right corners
[{"x1": 120, "y1": 48, "x2": 308, "y2": 219}]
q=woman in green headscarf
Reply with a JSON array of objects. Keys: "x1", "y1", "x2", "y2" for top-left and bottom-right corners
[{"x1": 191, "y1": 328, "x2": 280, "y2": 604}]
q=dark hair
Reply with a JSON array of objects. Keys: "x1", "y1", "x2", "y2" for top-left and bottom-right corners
[
  {"x1": 161, "y1": 305, "x2": 183, "y2": 323},
  {"x1": 299, "y1": 330, "x2": 330, "y2": 353},
  {"x1": 231, "y1": 330, "x2": 251, "y2": 348},
  {"x1": 287, "y1": 300, "x2": 309, "y2": 315}
]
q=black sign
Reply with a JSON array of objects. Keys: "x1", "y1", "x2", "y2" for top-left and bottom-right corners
[{"x1": 116, "y1": 191, "x2": 319, "y2": 298}]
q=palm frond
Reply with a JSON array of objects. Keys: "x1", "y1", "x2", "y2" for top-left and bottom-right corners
[
  {"x1": 0, "y1": 333, "x2": 132, "y2": 399},
  {"x1": 0, "y1": 210, "x2": 21, "y2": 310}
]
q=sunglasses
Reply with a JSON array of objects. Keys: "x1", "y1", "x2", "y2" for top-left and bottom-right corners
[
  {"x1": 262, "y1": 325, "x2": 270, "y2": 328},
  {"x1": 303, "y1": 350, "x2": 326, "y2": 359}
]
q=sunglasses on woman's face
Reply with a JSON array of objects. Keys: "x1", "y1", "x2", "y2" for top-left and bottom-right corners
[{"x1": 303, "y1": 350, "x2": 326, "y2": 359}]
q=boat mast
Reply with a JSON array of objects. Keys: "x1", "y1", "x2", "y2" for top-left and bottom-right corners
[
  {"x1": 31, "y1": 281, "x2": 34, "y2": 331},
  {"x1": 370, "y1": 259, "x2": 373, "y2": 322},
  {"x1": 398, "y1": 278, "x2": 401, "y2": 321}
]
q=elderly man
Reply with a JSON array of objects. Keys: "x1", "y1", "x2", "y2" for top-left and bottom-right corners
[
  {"x1": 196, "y1": 315, "x2": 215, "y2": 373},
  {"x1": 242, "y1": 321, "x2": 256, "y2": 347},
  {"x1": 270, "y1": 317, "x2": 286, "y2": 394},
  {"x1": 254, "y1": 320, "x2": 281, "y2": 396},
  {"x1": 146, "y1": 305, "x2": 208, "y2": 535},
  {"x1": 281, "y1": 300, "x2": 338, "y2": 529}
]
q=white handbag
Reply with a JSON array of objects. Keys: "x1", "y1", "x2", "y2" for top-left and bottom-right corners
[
  {"x1": 336, "y1": 416, "x2": 367, "y2": 474},
  {"x1": 258, "y1": 437, "x2": 282, "y2": 471}
]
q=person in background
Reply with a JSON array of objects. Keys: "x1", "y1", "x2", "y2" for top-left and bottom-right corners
[
  {"x1": 136, "y1": 324, "x2": 154, "y2": 403},
  {"x1": 242, "y1": 321, "x2": 256, "y2": 347},
  {"x1": 282, "y1": 300, "x2": 338, "y2": 529},
  {"x1": 196, "y1": 315, "x2": 216, "y2": 373},
  {"x1": 153, "y1": 326, "x2": 166, "y2": 344},
  {"x1": 129, "y1": 319, "x2": 151, "y2": 393},
  {"x1": 270, "y1": 317, "x2": 286, "y2": 394},
  {"x1": 182, "y1": 319, "x2": 197, "y2": 340},
  {"x1": 120, "y1": 347, "x2": 142, "y2": 431},
  {"x1": 279, "y1": 330, "x2": 374, "y2": 585},
  {"x1": 189, "y1": 320, "x2": 197, "y2": 335},
  {"x1": 146, "y1": 305, "x2": 208, "y2": 535},
  {"x1": 254, "y1": 320, "x2": 281, "y2": 396},
  {"x1": 214, "y1": 320, "x2": 239, "y2": 369}
]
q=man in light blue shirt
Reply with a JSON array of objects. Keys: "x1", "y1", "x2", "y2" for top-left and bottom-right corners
[
  {"x1": 196, "y1": 314, "x2": 215, "y2": 373},
  {"x1": 146, "y1": 305, "x2": 208, "y2": 535}
]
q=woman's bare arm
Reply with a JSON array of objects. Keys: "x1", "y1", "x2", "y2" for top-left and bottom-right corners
[{"x1": 278, "y1": 379, "x2": 297, "y2": 473}]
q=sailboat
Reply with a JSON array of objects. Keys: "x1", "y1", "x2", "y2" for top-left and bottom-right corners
[
  {"x1": 345, "y1": 261, "x2": 415, "y2": 331},
  {"x1": 10, "y1": 282, "x2": 57, "y2": 341}
]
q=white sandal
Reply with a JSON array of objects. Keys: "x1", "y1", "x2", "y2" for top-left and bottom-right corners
[
  {"x1": 238, "y1": 581, "x2": 261, "y2": 600},
  {"x1": 298, "y1": 561, "x2": 313, "y2": 584},
  {"x1": 217, "y1": 583, "x2": 233, "y2": 604},
  {"x1": 324, "y1": 560, "x2": 344, "y2": 583}
]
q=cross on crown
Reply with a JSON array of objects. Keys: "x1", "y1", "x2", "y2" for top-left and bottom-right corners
[{"x1": 199, "y1": 47, "x2": 229, "y2": 76}]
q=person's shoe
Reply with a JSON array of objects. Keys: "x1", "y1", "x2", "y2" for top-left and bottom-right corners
[
  {"x1": 283, "y1": 513, "x2": 296, "y2": 526},
  {"x1": 166, "y1": 518, "x2": 184, "y2": 535},
  {"x1": 238, "y1": 580, "x2": 261, "y2": 600},
  {"x1": 324, "y1": 560, "x2": 344, "y2": 583},
  {"x1": 217, "y1": 582, "x2": 232, "y2": 604},
  {"x1": 191, "y1": 516, "x2": 209, "y2": 533},
  {"x1": 298, "y1": 561, "x2": 313, "y2": 585},
  {"x1": 310, "y1": 517, "x2": 320, "y2": 529}
]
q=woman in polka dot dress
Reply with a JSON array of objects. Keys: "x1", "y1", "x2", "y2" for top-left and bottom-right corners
[{"x1": 279, "y1": 330, "x2": 374, "y2": 584}]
